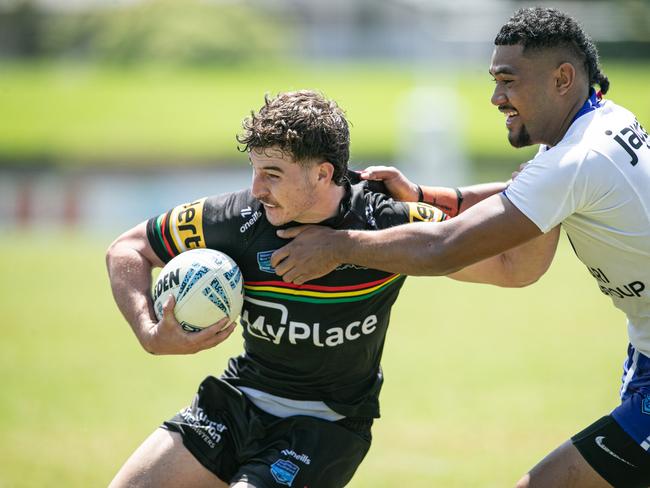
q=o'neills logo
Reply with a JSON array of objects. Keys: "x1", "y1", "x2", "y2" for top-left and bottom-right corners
[
  {"x1": 240, "y1": 210, "x2": 262, "y2": 233},
  {"x1": 281, "y1": 449, "x2": 311, "y2": 465}
]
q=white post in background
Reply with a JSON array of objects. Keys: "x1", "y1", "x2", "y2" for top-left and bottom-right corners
[{"x1": 397, "y1": 86, "x2": 471, "y2": 187}]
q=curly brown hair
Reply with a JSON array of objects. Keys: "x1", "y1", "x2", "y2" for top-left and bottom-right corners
[{"x1": 237, "y1": 90, "x2": 350, "y2": 185}]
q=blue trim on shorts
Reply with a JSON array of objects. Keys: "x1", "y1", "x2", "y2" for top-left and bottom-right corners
[{"x1": 611, "y1": 345, "x2": 650, "y2": 449}]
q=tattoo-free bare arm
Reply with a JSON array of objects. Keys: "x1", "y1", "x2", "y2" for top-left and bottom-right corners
[
  {"x1": 360, "y1": 164, "x2": 557, "y2": 287},
  {"x1": 271, "y1": 194, "x2": 545, "y2": 283},
  {"x1": 359, "y1": 165, "x2": 507, "y2": 215},
  {"x1": 105, "y1": 222, "x2": 235, "y2": 354},
  {"x1": 447, "y1": 225, "x2": 560, "y2": 287}
]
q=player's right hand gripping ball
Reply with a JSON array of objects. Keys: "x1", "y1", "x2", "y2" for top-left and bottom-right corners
[{"x1": 152, "y1": 249, "x2": 244, "y2": 332}]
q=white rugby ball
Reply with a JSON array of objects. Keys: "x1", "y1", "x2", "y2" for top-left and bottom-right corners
[{"x1": 152, "y1": 249, "x2": 244, "y2": 332}]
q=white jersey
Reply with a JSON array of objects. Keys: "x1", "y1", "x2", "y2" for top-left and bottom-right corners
[{"x1": 505, "y1": 100, "x2": 650, "y2": 355}]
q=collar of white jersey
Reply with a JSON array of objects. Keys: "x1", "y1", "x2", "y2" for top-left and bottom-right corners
[{"x1": 571, "y1": 87, "x2": 603, "y2": 123}]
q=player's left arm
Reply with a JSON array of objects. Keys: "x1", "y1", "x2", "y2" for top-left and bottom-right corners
[
  {"x1": 359, "y1": 165, "x2": 508, "y2": 216},
  {"x1": 361, "y1": 164, "x2": 559, "y2": 287},
  {"x1": 273, "y1": 188, "x2": 559, "y2": 287},
  {"x1": 106, "y1": 220, "x2": 235, "y2": 355}
]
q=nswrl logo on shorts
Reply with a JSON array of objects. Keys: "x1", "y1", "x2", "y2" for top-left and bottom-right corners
[
  {"x1": 270, "y1": 459, "x2": 300, "y2": 486},
  {"x1": 642, "y1": 396, "x2": 650, "y2": 415}
]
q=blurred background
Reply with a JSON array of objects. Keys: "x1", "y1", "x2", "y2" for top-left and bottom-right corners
[
  {"x1": 1, "y1": 0, "x2": 648, "y2": 231},
  {"x1": 0, "y1": 0, "x2": 648, "y2": 486}
]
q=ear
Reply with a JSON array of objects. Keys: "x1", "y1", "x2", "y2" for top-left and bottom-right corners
[
  {"x1": 554, "y1": 62, "x2": 576, "y2": 96},
  {"x1": 316, "y1": 161, "x2": 335, "y2": 184}
]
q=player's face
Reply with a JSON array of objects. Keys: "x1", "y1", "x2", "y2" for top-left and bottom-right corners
[
  {"x1": 489, "y1": 44, "x2": 562, "y2": 147},
  {"x1": 249, "y1": 147, "x2": 322, "y2": 226}
]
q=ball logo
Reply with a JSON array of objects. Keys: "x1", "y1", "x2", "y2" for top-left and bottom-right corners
[
  {"x1": 152, "y1": 268, "x2": 180, "y2": 302},
  {"x1": 177, "y1": 264, "x2": 210, "y2": 302}
]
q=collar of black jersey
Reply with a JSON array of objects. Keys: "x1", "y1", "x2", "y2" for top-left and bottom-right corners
[{"x1": 273, "y1": 169, "x2": 389, "y2": 230}]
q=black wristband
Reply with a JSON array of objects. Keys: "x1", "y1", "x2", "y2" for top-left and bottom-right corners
[
  {"x1": 417, "y1": 185, "x2": 424, "y2": 202},
  {"x1": 454, "y1": 187, "x2": 464, "y2": 213}
]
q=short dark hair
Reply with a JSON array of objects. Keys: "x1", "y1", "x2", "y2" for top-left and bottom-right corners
[
  {"x1": 495, "y1": 7, "x2": 610, "y2": 94},
  {"x1": 237, "y1": 90, "x2": 350, "y2": 185}
]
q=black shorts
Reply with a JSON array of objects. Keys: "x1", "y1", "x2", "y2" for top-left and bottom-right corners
[
  {"x1": 162, "y1": 376, "x2": 373, "y2": 487},
  {"x1": 572, "y1": 415, "x2": 650, "y2": 488}
]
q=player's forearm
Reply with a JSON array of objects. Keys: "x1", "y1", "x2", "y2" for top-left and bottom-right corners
[
  {"x1": 335, "y1": 193, "x2": 540, "y2": 278},
  {"x1": 419, "y1": 181, "x2": 507, "y2": 216},
  {"x1": 457, "y1": 182, "x2": 508, "y2": 212},
  {"x1": 494, "y1": 225, "x2": 561, "y2": 286},
  {"x1": 449, "y1": 225, "x2": 560, "y2": 287},
  {"x1": 337, "y1": 223, "x2": 463, "y2": 276},
  {"x1": 105, "y1": 243, "x2": 158, "y2": 350}
]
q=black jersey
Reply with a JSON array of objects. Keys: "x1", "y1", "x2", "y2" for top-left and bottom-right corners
[{"x1": 146, "y1": 178, "x2": 447, "y2": 418}]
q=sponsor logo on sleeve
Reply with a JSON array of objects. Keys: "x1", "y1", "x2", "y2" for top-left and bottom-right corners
[
  {"x1": 169, "y1": 198, "x2": 206, "y2": 251},
  {"x1": 407, "y1": 202, "x2": 444, "y2": 222}
]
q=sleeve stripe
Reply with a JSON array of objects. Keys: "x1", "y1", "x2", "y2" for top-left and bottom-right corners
[
  {"x1": 146, "y1": 214, "x2": 172, "y2": 263},
  {"x1": 160, "y1": 212, "x2": 179, "y2": 257}
]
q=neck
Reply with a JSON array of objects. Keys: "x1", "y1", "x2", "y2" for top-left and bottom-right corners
[
  {"x1": 546, "y1": 90, "x2": 591, "y2": 147},
  {"x1": 299, "y1": 183, "x2": 346, "y2": 223}
]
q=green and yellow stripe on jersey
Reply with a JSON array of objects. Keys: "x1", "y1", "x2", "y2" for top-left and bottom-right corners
[
  {"x1": 147, "y1": 198, "x2": 207, "y2": 261},
  {"x1": 244, "y1": 273, "x2": 404, "y2": 304}
]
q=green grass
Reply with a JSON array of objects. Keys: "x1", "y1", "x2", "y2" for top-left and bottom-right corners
[
  {"x1": 0, "y1": 232, "x2": 625, "y2": 487},
  {"x1": 1, "y1": 61, "x2": 648, "y2": 167}
]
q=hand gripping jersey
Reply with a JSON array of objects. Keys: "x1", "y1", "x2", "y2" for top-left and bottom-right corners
[
  {"x1": 147, "y1": 178, "x2": 447, "y2": 418},
  {"x1": 505, "y1": 100, "x2": 650, "y2": 356}
]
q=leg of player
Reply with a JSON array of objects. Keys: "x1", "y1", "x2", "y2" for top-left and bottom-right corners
[
  {"x1": 108, "y1": 428, "x2": 230, "y2": 488},
  {"x1": 515, "y1": 440, "x2": 612, "y2": 488}
]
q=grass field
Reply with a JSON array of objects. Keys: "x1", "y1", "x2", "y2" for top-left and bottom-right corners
[
  {"x1": 0, "y1": 232, "x2": 626, "y2": 487},
  {"x1": 1, "y1": 61, "x2": 648, "y2": 167}
]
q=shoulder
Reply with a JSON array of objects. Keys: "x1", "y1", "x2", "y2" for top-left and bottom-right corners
[
  {"x1": 147, "y1": 188, "x2": 262, "y2": 262},
  {"x1": 202, "y1": 188, "x2": 260, "y2": 220},
  {"x1": 559, "y1": 101, "x2": 643, "y2": 163},
  {"x1": 350, "y1": 180, "x2": 446, "y2": 229}
]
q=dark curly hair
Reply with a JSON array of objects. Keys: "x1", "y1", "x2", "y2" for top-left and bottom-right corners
[
  {"x1": 237, "y1": 90, "x2": 350, "y2": 185},
  {"x1": 495, "y1": 7, "x2": 610, "y2": 94}
]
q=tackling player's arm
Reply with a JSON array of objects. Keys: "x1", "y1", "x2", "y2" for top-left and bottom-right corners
[
  {"x1": 358, "y1": 164, "x2": 559, "y2": 287},
  {"x1": 359, "y1": 165, "x2": 508, "y2": 216},
  {"x1": 271, "y1": 193, "x2": 551, "y2": 285},
  {"x1": 106, "y1": 222, "x2": 234, "y2": 355},
  {"x1": 446, "y1": 224, "x2": 560, "y2": 287}
]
